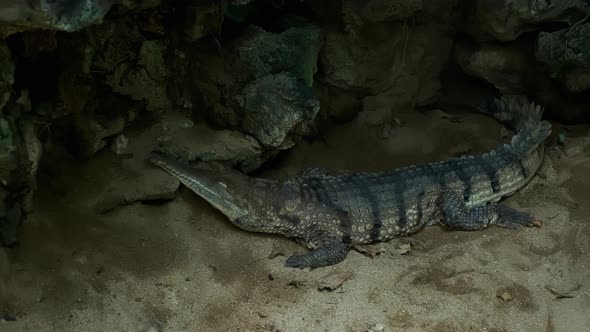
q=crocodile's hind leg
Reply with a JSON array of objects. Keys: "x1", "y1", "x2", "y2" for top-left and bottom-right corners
[
  {"x1": 440, "y1": 190, "x2": 542, "y2": 231},
  {"x1": 285, "y1": 238, "x2": 349, "y2": 269}
]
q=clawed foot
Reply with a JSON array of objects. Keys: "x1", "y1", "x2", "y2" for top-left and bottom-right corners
[
  {"x1": 285, "y1": 254, "x2": 314, "y2": 269},
  {"x1": 495, "y1": 205, "x2": 543, "y2": 229},
  {"x1": 284, "y1": 240, "x2": 349, "y2": 269}
]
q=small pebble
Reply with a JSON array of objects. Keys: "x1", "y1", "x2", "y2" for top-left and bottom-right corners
[
  {"x1": 497, "y1": 292, "x2": 513, "y2": 301},
  {"x1": 367, "y1": 322, "x2": 385, "y2": 332}
]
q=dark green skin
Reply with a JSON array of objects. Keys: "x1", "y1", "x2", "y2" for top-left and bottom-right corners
[{"x1": 150, "y1": 96, "x2": 550, "y2": 269}]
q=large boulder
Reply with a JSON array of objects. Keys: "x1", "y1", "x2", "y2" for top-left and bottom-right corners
[
  {"x1": 186, "y1": 21, "x2": 323, "y2": 151},
  {"x1": 238, "y1": 72, "x2": 320, "y2": 149},
  {"x1": 0, "y1": 0, "x2": 114, "y2": 38},
  {"x1": 454, "y1": 41, "x2": 531, "y2": 94},
  {"x1": 234, "y1": 24, "x2": 322, "y2": 86},
  {"x1": 317, "y1": 0, "x2": 457, "y2": 127},
  {"x1": 464, "y1": 0, "x2": 589, "y2": 41},
  {"x1": 536, "y1": 22, "x2": 590, "y2": 94},
  {"x1": 345, "y1": 0, "x2": 423, "y2": 24},
  {"x1": 0, "y1": 42, "x2": 42, "y2": 246},
  {"x1": 0, "y1": 42, "x2": 14, "y2": 111},
  {"x1": 320, "y1": 21, "x2": 453, "y2": 96}
]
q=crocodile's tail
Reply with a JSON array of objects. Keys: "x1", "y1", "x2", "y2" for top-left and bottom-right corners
[{"x1": 478, "y1": 95, "x2": 552, "y2": 158}]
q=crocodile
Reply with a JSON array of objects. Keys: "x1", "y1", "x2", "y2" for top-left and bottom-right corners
[{"x1": 149, "y1": 96, "x2": 551, "y2": 269}]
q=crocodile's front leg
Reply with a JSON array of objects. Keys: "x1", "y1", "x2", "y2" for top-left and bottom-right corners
[
  {"x1": 285, "y1": 237, "x2": 349, "y2": 269},
  {"x1": 440, "y1": 190, "x2": 542, "y2": 230}
]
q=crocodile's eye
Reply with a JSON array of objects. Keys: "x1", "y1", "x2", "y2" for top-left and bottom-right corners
[{"x1": 285, "y1": 198, "x2": 300, "y2": 212}]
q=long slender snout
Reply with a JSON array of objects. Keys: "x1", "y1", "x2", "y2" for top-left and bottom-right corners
[{"x1": 148, "y1": 152, "x2": 250, "y2": 221}]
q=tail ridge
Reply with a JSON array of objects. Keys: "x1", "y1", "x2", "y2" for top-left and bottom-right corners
[{"x1": 479, "y1": 95, "x2": 552, "y2": 158}]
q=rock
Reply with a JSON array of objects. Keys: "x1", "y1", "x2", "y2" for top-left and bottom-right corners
[
  {"x1": 40, "y1": 15, "x2": 164, "y2": 159},
  {"x1": 224, "y1": 1, "x2": 255, "y2": 23},
  {"x1": 317, "y1": 271, "x2": 353, "y2": 291},
  {"x1": 132, "y1": 111, "x2": 264, "y2": 172},
  {"x1": 355, "y1": 19, "x2": 454, "y2": 127},
  {"x1": 528, "y1": 66, "x2": 590, "y2": 123},
  {"x1": 319, "y1": 21, "x2": 453, "y2": 104},
  {"x1": 454, "y1": 41, "x2": 531, "y2": 93},
  {"x1": 94, "y1": 165, "x2": 180, "y2": 213},
  {"x1": 0, "y1": 41, "x2": 14, "y2": 112},
  {"x1": 119, "y1": 0, "x2": 161, "y2": 10},
  {"x1": 45, "y1": 12, "x2": 174, "y2": 157},
  {"x1": 181, "y1": 1, "x2": 224, "y2": 41},
  {"x1": 21, "y1": 121, "x2": 42, "y2": 212},
  {"x1": 340, "y1": 0, "x2": 424, "y2": 40},
  {"x1": 352, "y1": 244, "x2": 387, "y2": 257},
  {"x1": 0, "y1": 0, "x2": 113, "y2": 38},
  {"x1": 90, "y1": 110, "x2": 269, "y2": 211},
  {"x1": 359, "y1": 0, "x2": 422, "y2": 22},
  {"x1": 357, "y1": 105, "x2": 392, "y2": 127},
  {"x1": 0, "y1": 204, "x2": 21, "y2": 247},
  {"x1": 238, "y1": 72, "x2": 320, "y2": 149},
  {"x1": 314, "y1": 82, "x2": 361, "y2": 122},
  {"x1": 536, "y1": 22, "x2": 590, "y2": 93},
  {"x1": 186, "y1": 21, "x2": 323, "y2": 151},
  {"x1": 138, "y1": 319, "x2": 164, "y2": 332},
  {"x1": 107, "y1": 40, "x2": 170, "y2": 112},
  {"x1": 87, "y1": 19, "x2": 144, "y2": 76},
  {"x1": 51, "y1": 69, "x2": 139, "y2": 157},
  {"x1": 339, "y1": 0, "x2": 423, "y2": 38},
  {"x1": 0, "y1": 113, "x2": 39, "y2": 246},
  {"x1": 0, "y1": 49, "x2": 42, "y2": 245},
  {"x1": 234, "y1": 23, "x2": 322, "y2": 86},
  {"x1": 0, "y1": 250, "x2": 8, "y2": 305},
  {"x1": 319, "y1": 28, "x2": 399, "y2": 94},
  {"x1": 65, "y1": 113, "x2": 127, "y2": 158},
  {"x1": 497, "y1": 291, "x2": 513, "y2": 301},
  {"x1": 111, "y1": 134, "x2": 130, "y2": 155},
  {"x1": 465, "y1": 0, "x2": 589, "y2": 41},
  {"x1": 21, "y1": 30, "x2": 58, "y2": 62},
  {"x1": 395, "y1": 243, "x2": 412, "y2": 255},
  {"x1": 231, "y1": 0, "x2": 255, "y2": 4},
  {"x1": 64, "y1": 18, "x2": 174, "y2": 114},
  {"x1": 367, "y1": 322, "x2": 386, "y2": 332}
]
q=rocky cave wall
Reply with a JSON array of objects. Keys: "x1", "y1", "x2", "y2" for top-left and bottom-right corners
[{"x1": 0, "y1": 0, "x2": 589, "y2": 247}]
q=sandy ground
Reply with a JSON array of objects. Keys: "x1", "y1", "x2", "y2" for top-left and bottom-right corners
[{"x1": 1, "y1": 105, "x2": 590, "y2": 332}]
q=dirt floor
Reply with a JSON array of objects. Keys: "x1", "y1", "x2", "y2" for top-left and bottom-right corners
[{"x1": 1, "y1": 104, "x2": 590, "y2": 331}]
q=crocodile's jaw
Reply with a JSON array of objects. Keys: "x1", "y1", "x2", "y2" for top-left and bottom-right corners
[
  {"x1": 149, "y1": 152, "x2": 249, "y2": 221},
  {"x1": 181, "y1": 175, "x2": 249, "y2": 222}
]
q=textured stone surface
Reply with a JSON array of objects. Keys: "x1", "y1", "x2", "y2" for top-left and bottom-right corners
[
  {"x1": 319, "y1": 28, "x2": 400, "y2": 94},
  {"x1": 0, "y1": 43, "x2": 40, "y2": 247},
  {"x1": 239, "y1": 72, "x2": 320, "y2": 148},
  {"x1": 234, "y1": 24, "x2": 322, "y2": 86},
  {"x1": 319, "y1": 1, "x2": 455, "y2": 102},
  {"x1": 181, "y1": 1, "x2": 224, "y2": 41},
  {"x1": 346, "y1": 0, "x2": 423, "y2": 23},
  {"x1": 455, "y1": 41, "x2": 531, "y2": 93},
  {"x1": 0, "y1": 42, "x2": 14, "y2": 112},
  {"x1": 536, "y1": 22, "x2": 590, "y2": 93},
  {"x1": 0, "y1": 102, "x2": 40, "y2": 246},
  {"x1": 314, "y1": 82, "x2": 361, "y2": 122},
  {"x1": 107, "y1": 40, "x2": 170, "y2": 112},
  {"x1": 465, "y1": 0, "x2": 589, "y2": 41},
  {"x1": 0, "y1": 0, "x2": 113, "y2": 38},
  {"x1": 322, "y1": 20, "x2": 454, "y2": 126},
  {"x1": 186, "y1": 21, "x2": 323, "y2": 151}
]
